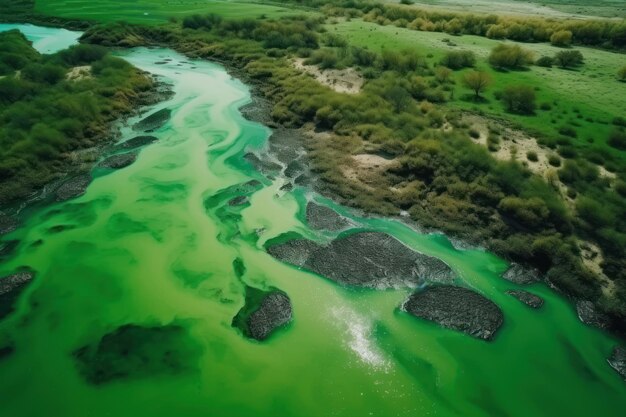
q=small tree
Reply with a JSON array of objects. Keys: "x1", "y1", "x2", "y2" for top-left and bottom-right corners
[
  {"x1": 554, "y1": 50, "x2": 584, "y2": 69},
  {"x1": 618, "y1": 65, "x2": 626, "y2": 82},
  {"x1": 550, "y1": 30, "x2": 573, "y2": 47},
  {"x1": 501, "y1": 85, "x2": 536, "y2": 115},
  {"x1": 385, "y1": 85, "x2": 412, "y2": 113},
  {"x1": 441, "y1": 50, "x2": 475, "y2": 70},
  {"x1": 463, "y1": 71, "x2": 492, "y2": 100}
]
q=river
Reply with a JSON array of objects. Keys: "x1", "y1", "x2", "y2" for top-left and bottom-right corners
[{"x1": 0, "y1": 25, "x2": 625, "y2": 417}]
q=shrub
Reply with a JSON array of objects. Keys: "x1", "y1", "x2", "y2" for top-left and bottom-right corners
[
  {"x1": 548, "y1": 154, "x2": 561, "y2": 167},
  {"x1": 558, "y1": 125, "x2": 578, "y2": 138},
  {"x1": 554, "y1": 50, "x2": 584, "y2": 69},
  {"x1": 469, "y1": 128, "x2": 480, "y2": 139},
  {"x1": 618, "y1": 65, "x2": 626, "y2": 82},
  {"x1": 434, "y1": 66, "x2": 453, "y2": 83},
  {"x1": 536, "y1": 56, "x2": 553, "y2": 67},
  {"x1": 527, "y1": 151, "x2": 538, "y2": 162},
  {"x1": 488, "y1": 44, "x2": 534, "y2": 70},
  {"x1": 440, "y1": 50, "x2": 475, "y2": 70},
  {"x1": 501, "y1": 85, "x2": 536, "y2": 115},
  {"x1": 608, "y1": 129, "x2": 626, "y2": 150},
  {"x1": 550, "y1": 30, "x2": 573, "y2": 47}
]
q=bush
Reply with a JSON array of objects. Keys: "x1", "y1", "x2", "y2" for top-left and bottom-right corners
[
  {"x1": 558, "y1": 125, "x2": 578, "y2": 138},
  {"x1": 440, "y1": 50, "x2": 475, "y2": 70},
  {"x1": 608, "y1": 129, "x2": 626, "y2": 150},
  {"x1": 618, "y1": 65, "x2": 626, "y2": 82},
  {"x1": 527, "y1": 151, "x2": 538, "y2": 162},
  {"x1": 550, "y1": 30, "x2": 573, "y2": 47},
  {"x1": 501, "y1": 85, "x2": 536, "y2": 115},
  {"x1": 488, "y1": 44, "x2": 534, "y2": 70},
  {"x1": 536, "y1": 56, "x2": 554, "y2": 68},
  {"x1": 554, "y1": 50, "x2": 584, "y2": 69},
  {"x1": 548, "y1": 154, "x2": 561, "y2": 167},
  {"x1": 463, "y1": 71, "x2": 492, "y2": 99}
]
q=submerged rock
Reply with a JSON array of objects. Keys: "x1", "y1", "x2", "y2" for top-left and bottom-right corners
[
  {"x1": 0, "y1": 214, "x2": 18, "y2": 235},
  {"x1": 305, "y1": 202, "x2": 351, "y2": 231},
  {"x1": 244, "y1": 152, "x2": 282, "y2": 173},
  {"x1": 232, "y1": 286, "x2": 292, "y2": 341},
  {"x1": 506, "y1": 290, "x2": 544, "y2": 309},
  {"x1": 403, "y1": 286, "x2": 504, "y2": 340},
  {"x1": 576, "y1": 300, "x2": 610, "y2": 330},
  {"x1": 73, "y1": 324, "x2": 201, "y2": 385},
  {"x1": 228, "y1": 196, "x2": 249, "y2": 207},
  {"x1": 267, "y1": 231, "x2": 455, "y2": 289},
  {"x1": 501, "y1": 263, "x2": 541, "y2": 285},
  {"x1": 608, "y1": 346, "x2": 626, "y2": 381},
  {"x1": 116, "y1": 135, "x2": 158, "y2": 150},
  {"x1": 98, "y1": 153, "x2": 137, "y2": 169},
  {"x1": 55, "y1": 174, "x2": 92, "y2": 201},
  {"x1": 0, "y1": 272, "x2": 34, "y2": 320},
  {"x1": 132, "y1": 108, "x2": 171, "y2": 132}
]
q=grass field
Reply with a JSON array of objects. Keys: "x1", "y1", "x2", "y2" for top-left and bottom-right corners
[
  {"x1": 35, "y1": 0, "x2": 309, "y2": 24},
  {"x1": 330, "y1": 20, "x2": 626, "y2": 161},
  {"x1": 385, "y1": 0, "x2": 626, "y2": 19}
]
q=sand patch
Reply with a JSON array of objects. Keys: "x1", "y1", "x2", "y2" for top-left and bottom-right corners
[
  {"x1": 66, "y1": 65, "x2": 92, "y2": 81},
  {"x1": 579, "y1": 240, "x2": 616, "y2": 297},
  {"x1": 293, "y1": 58, "x2": 363, "y2": 94}
]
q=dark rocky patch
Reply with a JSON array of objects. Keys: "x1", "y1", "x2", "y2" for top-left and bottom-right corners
[
  {"x1": 98, "y1": 153, "x2": 137, "y2": 169},
  {"x1": 576, "y1": 300, "x2": 610, "y2": 330},
  {"x1": 0, "y1": 239, "x2": 19, "y2": 259},
  {"x1": 0, "y1": 214, "x2": 18, "y2": 235},
  {"x1": 46, "y1": 224, "x2": 76, "y2": 234},
  {"x1": 115, "y1": 135, "x2": 158, "y2": 150},
  {"x1": 305, "y1": 202, "x2": 351, "y2": 231},
  {"x1": 280, "y1": 182, "x2": 293, "y2": 192},
  {"x1": 73, "y1": 324, "x2": 201, "y2": 385},
  {"x1": 500, "y1": 263, "x2": 541, "y2": 284},
  {"x1": 267, "y1": 232, "x2": 455, "y2": 289},
  {"x1": 232, "y1": 286, "x2": 292, "y2": 341},
  {"x1": 506, "y1": 290, "x2": 544, "y2": 309},
  {"x1": 284, "y1": 159, "x2": 305, "y2": 178},
  {"x1": 132, "y1": 108, "x2": 171, "y2": 132},
  {"x1": 55, "y1": 174, "x2": 92, "y2": 202},
  {"x1": 0, "y1": 272, "x2": 34, "y2": 320},
  {"x1": 608, "y1": 346, "x2": 626, "y2": 381},
  {"x1": 228, "y1": 196, "x2": 249, "y2": 206},
  {"x1": 403, "y1": 286, "x2": 504, "y2": 340},
  {"x1": 244, "y1": 152, "x2": 282, "y2": 173}
]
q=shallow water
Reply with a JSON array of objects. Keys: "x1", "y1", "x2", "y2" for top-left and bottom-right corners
[
  {"x1": 0, "y1": 27, "x2": 625, "y2": 417},
  {"x1": 0, "y1": 23, "x2": 81, "y2": 53}
]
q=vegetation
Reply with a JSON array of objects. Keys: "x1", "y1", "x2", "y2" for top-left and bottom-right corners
[
  {"x1": 550, "y1": 30, "x2": 573, "y2": 47},
  {"x1": 488, "y1": 44, "x2": 534, "y2": 70},
  {"x1": 554, "y1": 50, "x2": 584, "y2": 69},
  {"x1": 440, "y1": 50, "x2": 475, "y2": 70},
  {"x1": 617, "y1": 65, "x2": 626, "y2": 81},
  {"x1": 463, "y1": 71, "x2": 492, "y2": 99},
  {"x1": 501, "y1": 85, "x2": 536, "y2": 115},
  {"x1": 0, "y1": 30, "x2": 153, "y2": 203}
]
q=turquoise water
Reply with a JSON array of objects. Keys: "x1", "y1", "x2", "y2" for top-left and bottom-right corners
[{"x1": 0, "y1": 23, "x2": 81, "y2": 53}]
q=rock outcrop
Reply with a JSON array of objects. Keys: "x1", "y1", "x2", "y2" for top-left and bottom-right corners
[
  {"x1": 55, "y1": 174, "x2": 92, "y2": 201},
  {"x1": 267, "y1": 231, "x2": 455, "y2": 289},
  {"x1": 232, "y1": 286, "x2": 292, "y2": 341},
  {"x1": 132, "y1": 108, "x2": 171, "y2": 132},
  {"x1": 506, "y1": 289, "x2": 544, "y2": 309},
  {"x1": 576, "y1": 300, "x2": 610, "y2": 330},
  {"x1": 403, "y1": 285, "x2": 504, "y2": 340},
  {"x1": 115, "y1": 135, "x2": 158, "y2": 150},
  {"x1": 98, "y1": 153, "x2": 137, "y2": 169},
  {"x1": 0, "y1": 271, "x2": 34, "y2": 320},
  {"x1": 608, "y1": 346, "x2": 626, "y2": 381},
  {"x1": 305, "y1": 202, "x2": 351, "y2": 231},
  {"x1": 500, "y1": 263, "x2": 541, "y2": 284}
]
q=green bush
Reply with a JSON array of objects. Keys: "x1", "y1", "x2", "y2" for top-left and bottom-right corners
[
  {"x1": 550, "y1": 30, "x2": 573, "y2": 47},
  {"x1": 608, "y1": 129, "x2": 626, "y2": 150},
  {"x1": 440, "y1": 50, "x2": 475, "y2": 70},
  {"x1": 501, "y1": 85, "x2": 536, "y2": 115},
  {"x1": 536, "y1": 56, "x2": 554, "y2": 68},
  {"x1": 488, "y1": 44, "x2": 534, "y2": 70},
  {"x1": 554, "y1": 50, "x2": 584, "y2": 69},
  {"x1": 527, "y1": 151, "x2": 538, "y2": 162}
]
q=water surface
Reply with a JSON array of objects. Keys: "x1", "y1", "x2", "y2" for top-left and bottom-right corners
[
  {"x1": 0, "y1": 23, "x2": 80, "y2": 53},
  {"x1": 0, "y1": 27, "x2": 625, "y2": 417}
]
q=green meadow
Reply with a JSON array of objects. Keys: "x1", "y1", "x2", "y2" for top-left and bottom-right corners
[
  {"x1": 35, "y1": 0, "x2": 307, "y2": 24},
  {"x1": 330, "y1": 19, "x2": 626, "y2": 162}
]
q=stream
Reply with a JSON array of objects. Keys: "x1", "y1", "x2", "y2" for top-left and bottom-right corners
[{"x1": 0, "y1": 24, "x2": 625, "y2": 417}]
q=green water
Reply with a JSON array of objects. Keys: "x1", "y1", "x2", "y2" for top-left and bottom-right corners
[
  {"x1": 0, "y1": 23, "x2": 81, "y2": 53},
  {"x1": 0, "y1": 44, "x2": 625, "y2": 417}
]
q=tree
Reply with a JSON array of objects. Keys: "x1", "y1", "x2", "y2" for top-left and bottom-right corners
[
  {"x1": 463, "y1": 71, "x2": 492, "y2": 99},
  {"x1": 618, "y1": 65, "x2": 626, "y2": 82},
  {"x1": 501, "y1": 85, "x2": 536, "y2": 115},
  {"x1": 488, "y1": 44, "x2": 534, "y2": 70},
  {"x1": 550, "y1": 30, "x2": 573, "y2": 47},
  {"x1": 554, "y1": 50, "x2": 584, "y2": 69}
]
